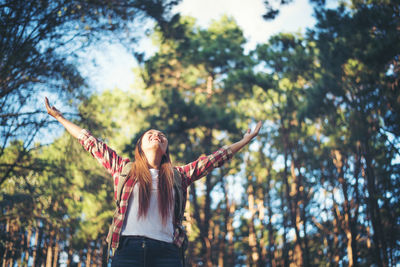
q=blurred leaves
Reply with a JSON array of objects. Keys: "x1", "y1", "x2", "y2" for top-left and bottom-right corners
[{"x1": 1, "y1": 0, "x2": 399, "y2": 265}]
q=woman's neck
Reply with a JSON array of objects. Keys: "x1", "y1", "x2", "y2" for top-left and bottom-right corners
[{"x1": 144, "y1": 150, "x2": 162, "y2": 169}]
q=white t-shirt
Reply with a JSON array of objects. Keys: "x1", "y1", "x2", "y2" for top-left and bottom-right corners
[{"x1": 120, "y1": 169, "x2": 174, "y2": 243}]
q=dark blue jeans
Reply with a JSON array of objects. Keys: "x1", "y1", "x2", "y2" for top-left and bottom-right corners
[{"x1": 111, "y1": 236, "x2": 183, "y2": 267}]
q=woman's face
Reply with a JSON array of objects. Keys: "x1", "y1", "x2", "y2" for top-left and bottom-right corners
[{"x1": 140, "y1": 129, "x2": 168, "y2": 155}]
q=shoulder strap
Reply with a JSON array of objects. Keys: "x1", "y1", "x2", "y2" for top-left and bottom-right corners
[
  {"x1": 116, "y1": 162, "x2": 133, "y2": 206},
  {"x1": 173, "y1": 168, "x2": 184, "y2": 224},
  {"x1": 107, "y1": 162, "x2": 133, "y2": 263}
]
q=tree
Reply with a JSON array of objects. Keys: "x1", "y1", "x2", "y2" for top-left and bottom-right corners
[
  {"x1": 0, "y1": 88, "x2": 152, "y2": 266},
  {"x1": 303, "y1": 0, "x2": 400, "y2": 265},
  {"x1": 133, "y1": 15, "x2": 254, "y2": 266},
  {"x1": 0, "y1": 0, "x2": 181, "y2": 187}
]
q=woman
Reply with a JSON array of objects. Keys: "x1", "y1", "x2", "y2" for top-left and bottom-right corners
[{"x1": 45, "y1": 97, "x2": 262, "y2": 266}]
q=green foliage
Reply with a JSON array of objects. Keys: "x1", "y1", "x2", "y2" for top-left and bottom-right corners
[{"x1": 1, "y1": 0, "x2": 399, "y2": 265}]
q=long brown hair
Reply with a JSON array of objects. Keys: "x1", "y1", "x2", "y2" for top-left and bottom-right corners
[{"x1": 129, "y1": 130, "x2": 174, "y2": 226}]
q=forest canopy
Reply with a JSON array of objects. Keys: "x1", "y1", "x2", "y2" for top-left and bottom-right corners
[{"x1": 1, "y1": 0, "x2": 399, "y2": 266}]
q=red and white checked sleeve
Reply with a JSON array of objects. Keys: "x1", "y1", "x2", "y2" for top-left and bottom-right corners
[
  {"x1": 77, "y1": 129, "x2": 130, "y2": 179},
  {"x1": 175, "y1": 145, "x2": 233, "y2": 186}
]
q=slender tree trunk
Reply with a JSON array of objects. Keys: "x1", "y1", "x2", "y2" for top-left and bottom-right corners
[
  {"x1": 216, "y1": 221, "x2": 224, "y2": 267},
  {"x1": 2, "y1": 214, "x2": 10, "y2": 267},
  {"x1": 295, "y1": 163, "x2": 311, "y2": 267},
  {"x1": 101, "y1": 240, "x2": 108, "y2": 267},
  {"x1": 67, "y1": 240, "x2": 73, "y2": 267},
  {"x1": 35, "y1": 224, "x2": 45, "y2": 267},
  {"x1": 190, "y1": 180, "x2": 207, "y2": 265},
  {"x1": 266, "y1": 173, "x2": 276, "y2": 267},
  {"x1": 247, "y1": 184, "x2": 260, "y2": 265},
  {"x1": 289, "y1": 145, "x2": 312, "y2": 267},
  {"x1": 220, "y1": 181, "x2": 232, "y2": 267},
  {"x1": 184, "y1": 188, "x2": 195, "y2": 267},
  {"x1": 289, "y1": 159, "x2": 304, "y2": 267},
  {"x1": 204, "y1": 174, "x2": 213, "y2": 267},
  {"x1": 94, "y1": 240, "x2": 102, "y2": 267},
  {"x1": 192, "y1": 129, "x2": 216, "y2": 267},
  {"x1": 255, "y1": 162, "x2": 268, "y2": 267},
  {"x1": 351, "y1": 149, "x2": 362, "y2": 266},
  {"x1": 281, "y1": 151, "x2": 289, "y2": 267},
  {"x1": 332, "y1": 197, "x2": 342, "y2": 267},
  {"x1": 226, "y1": 201, "x2": 235, "y2": 267},
  {"x1": 206, "y1": 220, "x2": 214, "y2": 267},
  {"x1": 46, "y1": 227, "x2": 54, "y2": 267},
  {"x1": 52, "y1": 236, "x2": 59, "y2": 267},
  {"x1": 206, "y1": 75, "x2": 214, "y2": 98},
  {"x1": 77, "y1": 250, "x2": 83, "y2": 267},
  {"x1": 17, "y1": 229, "x2": 23, "y2": 267},
  {"x1": 92, "y1": 240, "x2": 98, "y2": 267},
  {"x1": 257, "y1": 228, "x2": 267, "y2": 267},
  {"x1": 86, "y1": 246, "x2": 92, "y2": 267},
  {"x1": 280, "y1": 126, "x2": 305, "y2": 266},
  {"x1": 362, "y1": 141, "x2": 388, "y2": 267},
  {"x1": 24, "y1": 227, "x2": 32, "y2": 266},
  {"x1": 332, "y1": 149, "x2": 358, "y2": 267},
  {"x1": 32, "y1": 227, "x2": 40, "y2": 267}
]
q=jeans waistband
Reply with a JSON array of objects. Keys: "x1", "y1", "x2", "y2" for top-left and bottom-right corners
[{"x1": 120, "y1": 235, "x2": 172, "y2": 245}]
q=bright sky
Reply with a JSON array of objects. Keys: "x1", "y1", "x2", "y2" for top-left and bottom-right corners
[{"x1": 83, "y1": 0, "x2": 316, "y2": 93}]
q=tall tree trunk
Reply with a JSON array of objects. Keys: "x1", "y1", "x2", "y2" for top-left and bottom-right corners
[
  {"x1": 2, "y1": 214, "x2": 10, "y2": 267},
  {"x1": 332, "y1": 149, "x2": 358, "y2": 266},
  {"x1": 288, "y1": 158, "x2": 304, "y2": 267},
  {"x1": 257, "y1": 210, "x2": 267, "y2": 267},
  {"x1": 295, "y1": 162, "x2": 311, "y2": 267},
  {"x1": 93, "y1": 240, "x2": 101, "y2": 267},
  {"x1": 190, "y1": 179, "x2": 210, "y2": 266},
  {"x1": 247, "y1": 184, "x2": 260, "y2": 265},
  {"x1": 190, "y1": 129, "x2": 217, "y2": 267},
  {"x1": 362, "y1": 140, "x2": 388, "y2": 267},
  {"x1": 289, "y1": 146, "x2": 311, "y2": 267},
  {"x1": 226, "y1": 201, "x2": 235, "y2": 267},
  {"x1": 281, "y1": 151, "x2": 289, "y2": 267},
  {"x1": 66, "y1": 238, "x2": 73, "y2": 267},
  {"x1": 280, "y1": 126, "x2": 305, "y2": 266},
  {"x1": 266, "y1": 171, "x2": 276, "y2": 267},
  {"x1": 216, "y1": 223, "x2": 223, "y2": 267},
  {"x1": 206, "y1": 75, "x2": 214, "y2": 98},
  {"x1": 46, "y1": 227, "x2": 54, "y2": 267},
  {"x1": 204, "y1": 173, "x2": 213, "y2": 267},
  {"x1": 101, "y1": 240, "x2": 108, "y2": 267},
  {"x1": 220, "y1": 181, "x2": 232, "y2": 267},
  {"x1": 86, "y1": 245, "x2": 92, "y2": 267},
  {"x1": 32, "y1": 227, "x2": 40, "y2": 267},
  {"x1": 17, "y1": 228, "x2": 23, "y2": 267},
  {"x1": 184, "y1": 188, "x2": 195, "y2": 267},
  {"x1": 77, "y1": 249, "x2": 83, "y2": 267},
  {"x1": 332, "y1": 196, "x2": 342, "y2": 266},
  {"x1": 23, "y1": 227, "x2": 32, "y2": 266},
  {"x1": 255, "y1": 159, "x2": 268, "y2": 267},
  {"x1": 52, "y1": 233, "x2": 59, "y2": 267}
]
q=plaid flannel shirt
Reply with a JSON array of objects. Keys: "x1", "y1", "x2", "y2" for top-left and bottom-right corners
[{"x1": 78, "y1": 129, "x2": 233, "y2": 254}]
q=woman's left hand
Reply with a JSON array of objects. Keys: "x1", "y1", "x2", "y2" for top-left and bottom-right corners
[{"x1": 243, "y1": 121, "x2": 262, "y2": 143}]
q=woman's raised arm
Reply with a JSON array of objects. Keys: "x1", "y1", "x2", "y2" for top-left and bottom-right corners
[
  {"x1": 45, "y1": 97, "x2": 82, "y2": 139},
  {"x1": 175, "y1": 121, "x2": 263, "y2": 186},
  {"x1": 228, "y1": 121, "x2": 262, "y2": 154},
  {"x1": 44, "y1": 97, "x2": 129, "y2": 177}
]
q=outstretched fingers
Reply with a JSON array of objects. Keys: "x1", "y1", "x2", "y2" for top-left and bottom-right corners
[
  {"x1": 244, "y1": 121, "x2": 263, "y2": 142},
  {"x1": 45, "y1": 97, "x2": 62, "y2": 119},
  {"x1": 253, "y1": 121, "x2": 262, "y2": 136},
  {"x1": 45, "y1": 97, "x2": 51, "y2": 111}
]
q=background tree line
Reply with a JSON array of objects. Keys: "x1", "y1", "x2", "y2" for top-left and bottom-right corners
[{"x1": 1, "y1": 0, "x2": 399, "y2": 266}]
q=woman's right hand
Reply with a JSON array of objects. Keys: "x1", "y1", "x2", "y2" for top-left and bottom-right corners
[{"x1": 45, "y1": 97, "x2": 63, "y2": 120}]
